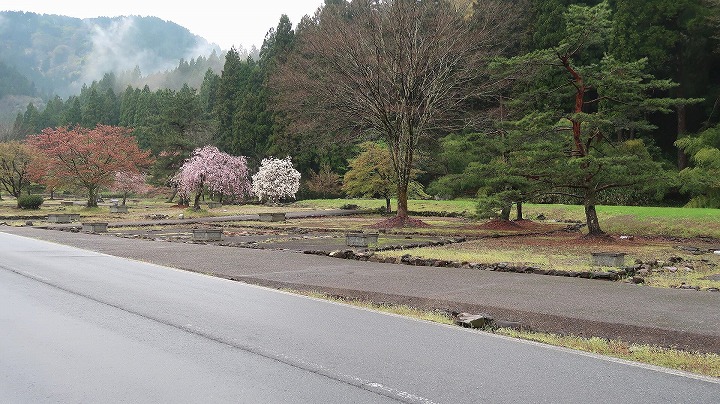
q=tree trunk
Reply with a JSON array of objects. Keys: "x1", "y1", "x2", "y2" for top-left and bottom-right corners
[
  {"x1": 516, "y1": 202, "x2": 523, "y2": 221},
  {"x1": 193, "y1": 192, "x2": 202, "y2": 210},
  {"x1": 87, "y1": 187, "x2": 98, "y2": 208},
  {"x1": 167, "y1": 188, "x2": 177, "y2": 203},
  {"x1": 584, "y1": 189, "x2": 603, "y2": 235},
  {"x1": 560, "y1": 55, "x2": 587, "y2": 157},
  {"x1": 677, "y1": 104, "x2": 688, "y2": 170},
  {"x1": 122, "y1": 193, "x2": 127, "y2": 206},
  {"x1": 50, "y1": 189, "x2": 55, "y2": 200},
  {"x1": 385, "y1": 197, "x2": 391, "y2": 213},
  {"x1": 396, "y1": 186, "x2": 409, "y2": 219},
  {"x1": 500, "y1": 204, "x2": 511, "y2": 221}
]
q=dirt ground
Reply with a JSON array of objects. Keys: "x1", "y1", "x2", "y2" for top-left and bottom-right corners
[{"x1": 90, "y1": 215, "x2": 720, "y2": 291}]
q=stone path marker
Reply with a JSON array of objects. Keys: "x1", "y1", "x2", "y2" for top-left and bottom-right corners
[
  {"x1": 47, "y1": 214, "x2": 74, "y2": 223},
  {"x1": 346, "y1": 232, "x2": 379, "y2": 248},
  {"x1": 192, "y1": 228, "x2": 223, "y2": 241},
  {"x1": 591, "y1": 252, "x2": 626, "y2": 267},
  {"x1": 259, "y1": 212, "x2": 286, "y2": 222},
  {"x1": 82, "y1": 222, "x2": 108, "y2": 233}
]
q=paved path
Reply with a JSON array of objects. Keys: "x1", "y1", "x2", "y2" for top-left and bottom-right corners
[{"x1": 3, "y1": 226, "x2": 719, "y2": 353}]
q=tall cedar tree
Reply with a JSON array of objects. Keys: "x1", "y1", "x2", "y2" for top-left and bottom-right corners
[
  {"x1": 216, "y1": 49, "x2": 265, "y2": 167},
  {"x1": 272, "y1": 0, "x2": 513, "y2": 224},
  {"x1": 149, "y1": 84, "x2": 213, "y2": 194},
  {"x1": 609, "y1": 0, "x2": 719, "y2": 169}
]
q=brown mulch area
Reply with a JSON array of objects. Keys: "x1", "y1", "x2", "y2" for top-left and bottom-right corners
[
  {"x1": 479, "y1": 231, "x2": 647, "y2": 250},
  {"x1": 464, "y1": 219, "x2": 560, "y2": 231}
]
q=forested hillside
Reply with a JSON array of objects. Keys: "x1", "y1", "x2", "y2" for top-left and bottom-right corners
[
  {"x1": 3, "y1": 0, "x2": 720, "y2": 221},
  {"x1": 0, "y1": 11, "x2": 224, "y2": 123}
]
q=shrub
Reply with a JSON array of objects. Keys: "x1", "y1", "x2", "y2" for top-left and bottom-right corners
[{"x1": 18, "y1": 195, "x2": 44, "y2": 209}]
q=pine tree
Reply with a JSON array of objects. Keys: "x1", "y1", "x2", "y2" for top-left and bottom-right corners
[
  {"x1": 63, "y1": 97, "x2": 82, "y2": 127},
  {"x1": 216, "y1": 47, "x2": 244, "y2": 150},
  {"x1": 497, "y1": 1, "x2": 682, "y2": 235},
  {"x1": 119, "y1": 86, "x2": 139, "y2": 126}
]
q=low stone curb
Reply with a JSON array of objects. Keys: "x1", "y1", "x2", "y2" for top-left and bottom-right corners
[{"x1": 308, "y1": 249, "x2": 720, "y2": 292}]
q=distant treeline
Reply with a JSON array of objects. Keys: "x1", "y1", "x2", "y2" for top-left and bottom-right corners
[{"x1": 5, "y1": 0, "x2": 720, "y2": 207}]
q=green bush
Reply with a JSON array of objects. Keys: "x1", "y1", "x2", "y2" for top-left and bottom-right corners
[{"x1": 17, "y1": 195, "x2": 44, "y2": 209}]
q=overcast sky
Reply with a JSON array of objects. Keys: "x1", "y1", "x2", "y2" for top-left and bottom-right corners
[{"x1": 1, "y1": 0, "x2": 325, "y2": 50}]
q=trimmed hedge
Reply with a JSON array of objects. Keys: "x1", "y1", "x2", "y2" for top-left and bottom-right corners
[{"x1": 17, "y1": 195, "x2": 44, "y2": 209}]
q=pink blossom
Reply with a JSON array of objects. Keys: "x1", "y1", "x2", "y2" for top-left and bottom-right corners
[{"x1": 175, "y1": 146, "x2": 251, "y2": 203}]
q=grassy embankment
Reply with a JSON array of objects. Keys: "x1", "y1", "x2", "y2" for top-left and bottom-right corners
[{"x1": 289, "y1": 289, "x2": 720, "y2": 378}]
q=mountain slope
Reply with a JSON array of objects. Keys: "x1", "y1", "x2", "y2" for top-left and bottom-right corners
[{"x1": 0, "y1": 11, "x2": 221, "y2": 98}]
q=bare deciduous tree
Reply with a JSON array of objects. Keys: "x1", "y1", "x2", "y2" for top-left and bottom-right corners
[{"x1": 272, "y1": 0, "x2": 512, "y2": 224}]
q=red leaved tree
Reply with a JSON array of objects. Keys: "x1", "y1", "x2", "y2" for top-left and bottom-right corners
[{"x1": 27, "y1": 125, "x2": 153, "y2": 207}]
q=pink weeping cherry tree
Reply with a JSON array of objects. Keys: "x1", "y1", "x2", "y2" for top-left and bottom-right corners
[
  {"x1": 110, "y1": 171, "x2": 154, "y2": 205},
  {"x1": 175, "y1": 146, "x2": 251, "y2": 210}
]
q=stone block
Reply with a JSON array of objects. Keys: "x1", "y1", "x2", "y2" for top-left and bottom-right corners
[
  {"x1": 346, "y1": 232, "x2": 379, "y2": 248},
  {"x1": 192, "y1": 228, "x2": 223, "y2": 241},
  {"x1": 259, "y1": 212, "x2": 286, "y2": 222},
  {"x1": 110, "y1": 205, "x2": 129, "y2": 213},
  {"x1": 591, "y1": 252, "x2": 626, "y2": 267},
  {"x1": 455, "y1": 314, "x2": 493, "y2": 329},
  {"x1": 82, "y1": 222, "x2": 108, "y2": 233},
  {"x1": 47, "y1": 214, "x2": 73, "y2": 223}
]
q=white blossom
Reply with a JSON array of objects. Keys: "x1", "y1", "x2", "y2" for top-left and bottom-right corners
[{"x1": 251, "y1": 156, "x2": 301, "y2": 203}]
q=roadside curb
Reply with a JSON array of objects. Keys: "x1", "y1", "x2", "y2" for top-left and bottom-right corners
[
  {"x1": 212, "y1": 274, "x2": 720, "y2": 354},
  {"x1": 304, "y1": 248, "x2": 720, "y2": 292}
]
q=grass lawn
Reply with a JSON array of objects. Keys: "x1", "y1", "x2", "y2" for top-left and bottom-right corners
[
  {"x1": 373, "y1": 235, "x2": 720, "y2": 290},
  {"x1": 0, "y1": 196, "x2": 314, "y2": 225},
  {"x1": 295, "y1": 199, "x2": 720, "y2": 239},
  {"x1": 6, "y1": 195, "x2": 719, "y2": 239},
  {"x1": 294, "y1": 198, "x2": 477, "y2": 214}
]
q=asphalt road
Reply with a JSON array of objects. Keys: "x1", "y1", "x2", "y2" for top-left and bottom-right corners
[
  {"x1": 4, "y1": 226, "x2": 719, "y2": 353},
  {"x1": 1, "y1": 232, "x2": 718, "y2": 403}
]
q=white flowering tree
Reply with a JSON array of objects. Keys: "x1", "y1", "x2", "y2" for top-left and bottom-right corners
[
  {"x1": 251, "y1": 156, "x2": 301, "y2": 204},
  {"x1": 175, "y1": 146, "x2": 251, "y2": 209}
]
